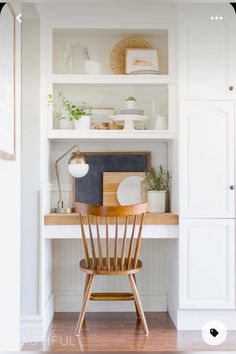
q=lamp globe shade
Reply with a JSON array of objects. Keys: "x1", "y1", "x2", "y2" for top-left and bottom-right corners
[{"x1": 68, "y1": 163, "x2": 89, "y2": 178}]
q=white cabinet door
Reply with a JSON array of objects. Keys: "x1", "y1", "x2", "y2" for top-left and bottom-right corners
[
  {"x1": 179, "y1": 4, "x2": 236, "y2": 99},
  {"x1": 180, "y1": 101, "x2": 235, "y2": 218},
  {"x1": 179, "y1": 219, "x2": 235, "y2": 309}
]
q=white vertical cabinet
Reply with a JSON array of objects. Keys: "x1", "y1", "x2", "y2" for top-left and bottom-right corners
[
  {"x1": 179, "y1": 4, "x2": 236, "y2": 99},
  {"x1": 179, "y1": 219, "x2": 235, "y2": 309},
  {"x1": 179, "y1": 101, "x2": 235, "y2": 218},
  {"x1": 177, "y1": 3, "x2": 236, "y2": 319}
]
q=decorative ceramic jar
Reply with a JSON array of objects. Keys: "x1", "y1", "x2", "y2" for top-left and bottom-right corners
[
  {"x1": 74, "y1": 115, "x2": 91, "y2": 130},
  {"x1": 147, "y1": 191, "x2": 166, "y2": 213},
  {"x1": 59, "y1": 108, "x2": 74, "y2": 129}
]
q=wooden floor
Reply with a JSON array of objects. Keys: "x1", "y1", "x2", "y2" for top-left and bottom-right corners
[{"x1": 22, "y1": 312, "x2": 236, "y2": 351}]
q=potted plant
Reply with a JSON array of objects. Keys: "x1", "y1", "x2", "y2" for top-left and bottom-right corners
[
  {"x1": 48, "y1": 92, "x2": 74, "y2": 130},
  {"x1": 144, "y1": 166, "x2": 171, "y2": 213},
  {"x1": 68, "y1": 102, "x2": 91, "y2": 130},
  {"x1": 49, "y1": 92, "x2": 91, "y2": 130},
  {"x1": 125, "y1": 96, "x2": 136, "y2": 109}
]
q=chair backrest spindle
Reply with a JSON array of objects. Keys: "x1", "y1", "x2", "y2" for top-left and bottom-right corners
[
  {"x1": 79, "y1": 214, "x2": 90, "y2": 268},
  {"x1": 96, "y1": 216, "x2": 103, "y2": 269},
  {"x1": 114, "y1": 217, "x2": 119, "y2": 270},
  {"x1": 133, "y1": 213, "x2": 145, "y2": 268},
  {"x1": 88, "y1": 215, "x2": 97, "y2": 269},
  {"x1": 106, "y1": 217, "x2": 110, "y2": 271},
  {"x1": 127, "y1": 215, "x2": 137, "y2": 269},
  {"x1": 120, "y1": 216, "x2": 128, "y2": 270}
]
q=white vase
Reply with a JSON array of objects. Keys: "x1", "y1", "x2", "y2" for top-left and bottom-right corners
[
  {"x1": 154, "y1": 114, "x2": 168, "y2": 130},
  {"x1": 84, "y1": 60, "x2": 101, "y2": 74},
  {"x1": 126, "y1": 100, "x2": 136, "y2": 109},
  {"x1": 74, "y1": 115, "x2": 91, "y2": 130},
  {"x1": 59, "y1": 108, "x2": 74, "y2": 129},
  {"x1": 147, "y1": 191, "x2": 166, "y2": 213},
  {"x1": 59, "y1": 118, "x2": 74, "y2": 130}
]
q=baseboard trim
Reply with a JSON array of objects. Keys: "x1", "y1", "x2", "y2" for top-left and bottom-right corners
[
  {"x1": 21, "y1": 292, "x2": 54, "y2": 343},
  {"x1": 54, "y1": 290, "x2": 167, "y2": 312},
  {"x1": 21, "y1": 315, "x2": 43, "y2": 344}
]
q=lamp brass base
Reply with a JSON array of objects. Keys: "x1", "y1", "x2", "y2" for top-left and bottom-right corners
[{"x1": 51, "y1": 207, "x2": 75, "y2": 214}]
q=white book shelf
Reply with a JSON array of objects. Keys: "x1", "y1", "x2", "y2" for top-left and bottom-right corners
[
  {"x1": 48, "y1": 129, "x2": 175, "y2": 141},
  {"x1": 51, "y1": 74, "x2": 174, "y2": 85}
]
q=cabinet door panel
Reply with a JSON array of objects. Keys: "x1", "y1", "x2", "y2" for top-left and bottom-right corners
[
  {"x1": 180, "y1": 101, "x2": 235, "y2": 218},
  {"x1": 184, "y1": 21, "x2": 227, "y2": 96},
  {"x1": 179, "y1": 219, "x2": 235, "y2": 309},
  {"x1": 179, "y1": 4, "x2": 236, "y2": 99}
]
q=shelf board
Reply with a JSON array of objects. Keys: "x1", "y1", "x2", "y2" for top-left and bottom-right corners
[
  {"x1": 48, "y1": 129, "x2": 175, "y2": 141},
  {"x1": 51, "y1": 74, "x2": 174, "y2": 85},
  {"x1": 44, "y1": 212, "x2": 179, "y2": 226}
]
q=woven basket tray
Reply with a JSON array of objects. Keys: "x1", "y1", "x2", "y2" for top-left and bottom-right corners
[{"x1": 110, "y1": 36, "x2": 152, "y2": 75}]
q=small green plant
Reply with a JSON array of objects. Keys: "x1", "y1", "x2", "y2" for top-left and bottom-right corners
[
  {"x1": 48, "y1": 92, "x2": 90, "y2": 121},
  {"x1": 48, "y1": 93, "x2": 53, "y2": 105},
  {"x1": 125, "y1": 96, "x2": 136, "y2": 101},
  {"x1": 144, "y1": 166, "x2": 171, "y2": 191}
]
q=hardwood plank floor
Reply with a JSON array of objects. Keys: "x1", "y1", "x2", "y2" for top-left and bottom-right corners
[{"x1": 22, "y1": 312, "x2": 236, "y2": 351}]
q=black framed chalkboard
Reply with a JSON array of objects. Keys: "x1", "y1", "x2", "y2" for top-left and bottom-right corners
[{"x1": 73, "y1": 152, "x2": 151, "y2": 205}]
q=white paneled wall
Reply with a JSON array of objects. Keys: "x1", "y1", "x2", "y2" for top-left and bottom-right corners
[{"x1": 53, "y1": 239, "x2": 168, "y2": 311}]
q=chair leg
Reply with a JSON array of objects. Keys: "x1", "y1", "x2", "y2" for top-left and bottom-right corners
[
  {"x1": 128, "y1": 274, "x2": 149, "y2": 336},
  {"x1": 75, "y1": 274, "x2": 94, "y2": 336},
  {"x1": 82, "y1": 275, "x2": 90, "y2": 320},
  {"x1": 83, "y1": 275, "x2": 90, "y2": 300},
  {"x1": 133, "y1": 274, "x2": 140, "y2": 319}
]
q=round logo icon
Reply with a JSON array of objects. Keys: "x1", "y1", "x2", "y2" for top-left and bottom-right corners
[{"x1": 202, "y1": 320, "x2": 227, "y2": 346}]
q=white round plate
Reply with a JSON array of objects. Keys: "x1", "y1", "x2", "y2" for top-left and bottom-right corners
[
  {"x1": 117, "y1": 176, "x2": 144, "y2": 206},
  {"x1": 111, "y1": 115, "x2": 148, "y2": 122},
  {"x1": 128, "y1": 69, "x2": 160, "y2": 75}
]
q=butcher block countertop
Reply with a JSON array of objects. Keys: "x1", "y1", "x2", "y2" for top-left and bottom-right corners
[{"x1": 44, "y1": 212, "x2": 179, "y2": 225}]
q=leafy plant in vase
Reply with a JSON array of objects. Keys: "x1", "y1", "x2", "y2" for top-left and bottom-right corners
[
  {"x1": 144, "y1": 166, "x2": 171, "y2": 213},
  {"x1": 48, "y1": 92, "x2": 74, "y2": 129},
  {"x1": 49, "y1": 92, "x2": 91, "y2": 130},
  {"x1": 125, "y1": 96, "x2": 136, "y2": 109},
  {"x1": 68, "y1": 101, "x2": 91, "y2": 130}
]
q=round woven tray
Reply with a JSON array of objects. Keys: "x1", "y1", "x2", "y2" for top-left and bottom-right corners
[{"x1": 110, "y1": 37, "x2": 153, "y2": 75}]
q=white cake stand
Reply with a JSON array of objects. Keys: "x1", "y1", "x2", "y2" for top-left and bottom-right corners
[{"x1": 111, "y1": 115, "x2": 148, "y2": 130}]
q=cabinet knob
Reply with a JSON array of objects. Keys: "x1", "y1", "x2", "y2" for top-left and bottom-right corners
[
  {"x1": 229, "y1": 185, "x2": 235, "y2": 190},
  {"x1": 229, "y1": 85, "x2": 234, "y2": 91}
]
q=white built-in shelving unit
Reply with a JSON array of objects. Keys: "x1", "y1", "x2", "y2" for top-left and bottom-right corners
[
  {"x1": 37, "y1": 4, "x2": 180, "y2": 341},
  {"x1": 46, "y1": 25, "x2": 177, "y2": 140}
]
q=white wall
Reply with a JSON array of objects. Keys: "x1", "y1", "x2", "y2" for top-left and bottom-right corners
[
  {"x1": 0, "y1": 1, "x2": 21, "y2": 350},
  {"x1": 21, "y1": 17, "x2": 40, "y2": 317},
  {"x1": 36, "y1": 1, "x2": 177, "y2": 26},
  {"x1": 53, "y1": 239, "x2": 168, "y2": 312},
  {"x1": 21, "y1": 11, "x2": 54, "y2": 342}
]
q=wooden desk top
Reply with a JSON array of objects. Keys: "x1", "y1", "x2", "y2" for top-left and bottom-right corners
[{"x1": 44, "y1": 213, "x2": 179, "y2": 225}]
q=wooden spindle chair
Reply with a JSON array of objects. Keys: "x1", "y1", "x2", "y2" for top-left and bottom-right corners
[{"x1": 75, "y1": 202, "x2": 149, "y2": 336}]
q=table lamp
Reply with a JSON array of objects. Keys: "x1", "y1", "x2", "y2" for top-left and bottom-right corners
[{"x1": 53, "y1": 145, "x2": 89, "y2": 214}]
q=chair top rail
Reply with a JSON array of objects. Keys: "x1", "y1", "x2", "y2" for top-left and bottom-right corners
[{"x1": 76, "y1": 202, "x2": 148, "y2": 217}]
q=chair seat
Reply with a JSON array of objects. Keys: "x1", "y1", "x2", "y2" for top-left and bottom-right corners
[{"x1": 80, "y1": 257, "x2": 142, "y2": 275}]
